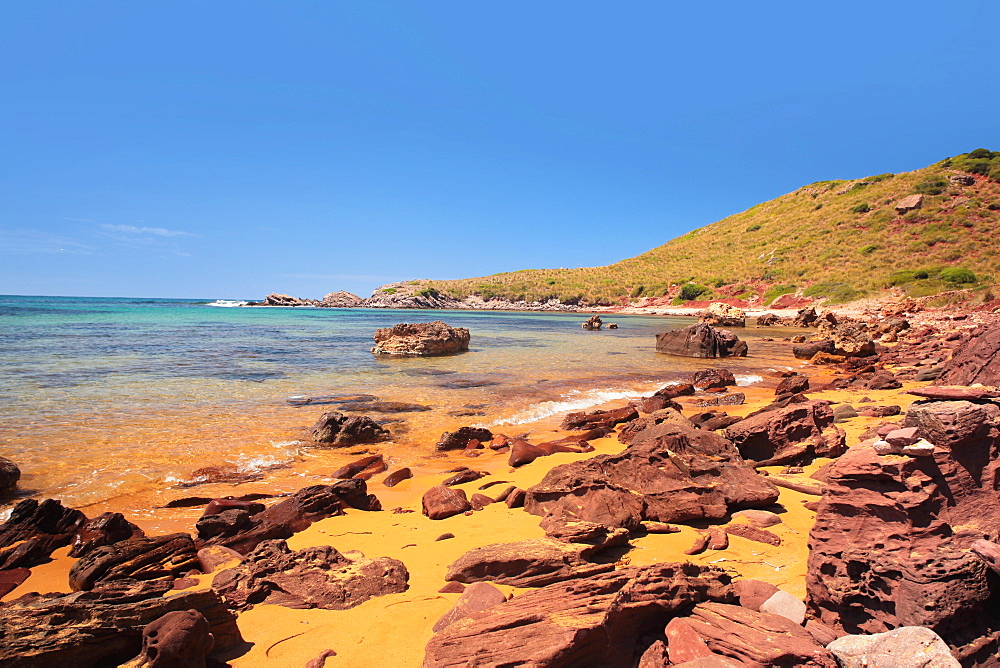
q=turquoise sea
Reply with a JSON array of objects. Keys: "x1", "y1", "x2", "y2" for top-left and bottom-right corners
[{"x1": 0, "y1": 295, "x2": 797, "y2": 515}]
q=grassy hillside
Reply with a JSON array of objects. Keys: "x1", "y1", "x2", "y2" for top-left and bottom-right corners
[{"x1": 426, "y1": 150, "x2": 1000, "y2": 306}]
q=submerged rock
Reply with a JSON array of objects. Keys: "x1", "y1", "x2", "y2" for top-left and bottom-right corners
[
  {"x1": 371, "y1": 321, "x2": 470, "y2": 356},
  {"x1": 309, "y1": 410, "x2": 390, "y2": 446}
]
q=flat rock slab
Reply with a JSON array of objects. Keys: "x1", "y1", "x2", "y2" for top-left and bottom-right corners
[
  {"x1": 424, "y1": 563, "x2": 734, "y2": 667},
  {"x1": 212, "y1": 539, "x2": 408, "y2": 611},
  {"x1": 69, "y1": 532, "x2": 199, "y2": 591}
]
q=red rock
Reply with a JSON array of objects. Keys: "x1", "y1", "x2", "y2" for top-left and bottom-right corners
[
  {"x1": 725, "y1": 524, "x2": 780, "y2": 546},
  {"x1": 202, "y1": 498, "x2": 266, "y2": 517},
  {"x1": 637, "y1": 639, "x2": 669, "y2": 667},
  {"x1": 793, "y1": 339, "x2": 835, "y2": 360},
  {"x1": 132, "y1": 609, "x2": 214, "y2": 667},
  {"x1": 632, "y1": 394, "x2": 683, "y2": 413},
  {"x1": 68, "y1": 533, "x2": 199, "y2": 591},
  {"x1": 309, "y1": 411, "x2": 389, "y2": 447},
  {"x1": 505, "y1": 488, "x2": 526, "y2": 508},
  {"x1": 908, "y1": 386, "x2": 1000, "y2": 401},
  {"x1": 0, "y1": 567, "x2": 29, "y2": 598},
  {"x1": 305, "y1": 649, "x2": 338, "y2": 668},
  {"x1": 432, "y1": 582, "x2": 507, "y2": 632},
  {"x1": 371, "y1": 320, "x2": 470, "y2": 356},
  {"x1": 656, "y1": 324, "x2": 748, "y2": 358},
  {"x1": 707, "y1": 528, "x2": 729, "y2": 550},
  {"x1": 806, "y1": 399, "x2": 1000, "y2": 661},
  {"x1": 213, "y1": 539, "x2": 408, "y2": 611},
  {"x1": 776, "y1": 375, "x2": 810, "y2": 395},
  {"x1": 666, "y1": 617, "x2": 714, "y2": 662},
  {"x1": 470, "y1": 493, "x2": 493, "y2": 510},
  {"x1": 884, "y1": 426, "x2": 919, "y2": 448},
  {"x1": 731, "y1": 509, "x2": 781, "y2": 528},
  {"x1": 760, "y1": 590, "x2": 806, "y2": 625},
  {"x1": 0, "y1": 457, "x2": 20, "y2": 497},
  {"x1": 436, "y1": 427, "x2": 493, "y2": 452},
  {"x1": 683, "y1": 602, "x2": 837, "y2": 666},
  {"x1": 0, "y1": 498, "x2": 87, "y2": 569},
  {"x1": 330, "y1": 454, "x2": 386, "y2": 480},
  {"x1": 525, "y1": 422, "x2": 778, "y2": 529},
  {"x1": 422, "y1": 485, "x2": 473, "y2": 520},
  {"x1": 383, "y1": 467, "x2": 413, "y2": 487},
  {"x1": 691, "y1": 367, "x2": 737, "y2": 390},
  {"x1": 196, "y1": 545, "x2": 243, "y2": 574},
  {"x1": 68, "y1": 512, "x2": 145, "y2": 558},
  {"x1": 654, "y1": 383, "x2": 696, "y2": 399},
  {"x1": 442, "y1": 468, "x2": 485, "y2": 486},
  {"x1": 560, "y1": 406, "x2": 639, "y2": 431},
  {"x1": 641, "y1": 521, "x2": 681, "y2": 534},
  {"x1": 685, "y1": 532, "x2": 710, "y2": 555},
  {"x1": 508, "y1": 439, "x2": 549, "y2": 467},
  {"x1": 424, "y1": 563, "x2": 735, "y2": 667},
  {"x1": 438, "y1": 581, "x2": 466, "y2": 593},
  {"x1": 723, "y1": 400, "x2": 846, "y2": 465},
  {"x1": 936, "y1": 325, "x2": 1000, "y2": 386},
  {"x1": 734, "y1": 579, "x2": 779, "y2": 612},
  {"x1": 805, "y1": 619, "x2": 845, "y2": 646}
]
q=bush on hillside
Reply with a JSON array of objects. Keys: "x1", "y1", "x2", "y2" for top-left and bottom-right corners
[
  {"x1": 763, "y1": 284, "x2": 796, "y2": 305},
  {"x1": 914, "y1": 178, "x2": 948, "y2": 195},
  {"x1": 804, "y1": 282, "x2": 860, "y2": 303},
  {"x1": 678, "y1": 283, "x2": 709, "y2": 301},
  {"x1": 851, "y1": 203, "x2": 871, "y2": 214},
  {"x1": 940, "y1": 267, "x2": 977, "y2": 284}
]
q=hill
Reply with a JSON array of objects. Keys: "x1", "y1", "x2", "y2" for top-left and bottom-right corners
[{"x1": 418, "y1": 150, "x2": 1000, "y2": 307}]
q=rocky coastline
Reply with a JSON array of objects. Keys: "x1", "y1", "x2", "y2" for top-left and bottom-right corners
[{"x1": 3, "y1": 298, "x2": 1000, "y2": 665}]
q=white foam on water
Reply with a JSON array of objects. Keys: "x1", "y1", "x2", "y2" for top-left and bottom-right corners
[
  {"x1": 735, "y1": 374, "x2": 764, "y2": 386},
  {"x1": 206, "y1": 299, "x2": 249, "y2": 307},
  {"x1": 483, "y1": 382, "x2": 666, "y2": 427}
]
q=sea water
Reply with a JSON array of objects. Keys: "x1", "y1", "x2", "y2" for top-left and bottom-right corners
[{"x1": 0, "y1": 295, "x2": 792, "y2": 513}]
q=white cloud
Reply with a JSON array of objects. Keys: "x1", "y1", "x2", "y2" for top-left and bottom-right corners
[
  {"x1": 0, "y1": 228, "x2": 96, "y2": 255},
  {"x1": 99, "y1": 224, "x2": 198, "y2": 238}
]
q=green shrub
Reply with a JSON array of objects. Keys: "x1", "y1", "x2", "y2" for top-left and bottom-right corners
[
  {"x1": 630, "y1": 285, "x2": 645, "y2": 298},
  {"x1": 746, "y1": 223, "x2": 762, "y2": 232},
  {"x1": 888, "y1": 270, "x2": 918, "y2": 286},
  {"x1": 679, "y1": 283, "x2": 709, "y2": 301},
  {"x1": 416, "y1": 287, "x2": 440, "y2": 298},
  {"x1": 381, "y1": 287, "x2": 397, "y2": 294},
  {"x1": 914, "y1": 178, "x2": 948, "y2": 195},
  {"x1": 914, "y1": 269, "x2": 930, "y2": 279},
  {"x1": 939, "y1": 267, "x2": 977, "y2": 284},
  {"x1": 851, "y1": 203, "x2": 871, "y2": 214},
  {"x1": 762, "y1": 284, "x2": 796, "y2": 305},
  {"x1": 803, "y1": 282, "x2": 860, "y2": 303},
  {"x1": 859, "y1": 244, "x2": 877, "y2": 254}
]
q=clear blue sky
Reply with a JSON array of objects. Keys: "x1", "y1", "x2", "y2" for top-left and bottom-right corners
[{"x1": 2, "y1": 1, "x2": 997, "y2": 299}]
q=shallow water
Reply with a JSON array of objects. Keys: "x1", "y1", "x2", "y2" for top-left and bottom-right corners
[{"x1": 0, "y1": 295, "x2": 800, "y2": 512}]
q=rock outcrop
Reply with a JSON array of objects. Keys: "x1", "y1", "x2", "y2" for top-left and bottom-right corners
[
  {"x1": 525, "y1": 421, "x2": 778, "y2": 529},
  {"x1": 807, "y1": 397, "x2": 1000, "y2": 663},
  {"x1": 371, "y1": 321, "x2": 470, "y2": 356},
  {"x1": 698, "y1": 302, "x2": 747, "y2": 327},
  {"x1": 0, "y1": 579, "x2": 241, "y2": 667},
  {"x1": 320, "y1": 290, "x2": 362, "y2": 307},
  {"x1": 0, "y1": 498, "x2": 87, "y2": 569},
  {"x1": 424, "y1": 563, "x2": 734, "y2": 667},
  {"x1": 724, "y1": 400, "x2": 847, "y2": 465},
  {"x1": 69, "y1": 512, "x2": 145, "y2": 558},
  {"x1": 127, "y1": 610, "x2": 216, "y2": 668},
  {"x1": 212, "y1": 539, "x2": 408, "y2": 611},
  {"x1": 655, "y1": 324, "x2": 748, "y2": 358},
  {"x1": 309, "y1": 410, "x2": 389, "y2": 446},
  {"x1": 436, "y1": 426, "x2": 493, "y2": 451},
  {"x1": 581, "y1": 315, "x2": 603, "y2": 330},
  {"x1": 936, "y1": 324, "x2": 1000, "y2": 386},
  {"x1": 69, "y1": 533, "x2": 199, "y2": 591},
  {"x1": 827, "y1": 626, "x2": 960, "y2": 668}
]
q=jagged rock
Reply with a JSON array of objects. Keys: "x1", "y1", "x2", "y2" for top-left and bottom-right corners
[
  {"x1": 444, "y1": 528, "x2": 628, "y2": 587},
  {"x1": 792, "y1": 307, "x2": 819, "y2": 327},
  {"x1": 618, "y1": 407, "x2": 693, "y2": 444},
  {"x1": 582, "y1": 315, "x2": 603, "y2": 330},
  {"x1": 309, "y1": 410, "x2": 389, "y2": 446},
  {"x1": 69, "y1": 533, "x2": 198, "y2": 591},
  {"x1": 212, "y1": 539, "x2": 408, "y2": 611},
  {"x1": 320, "y1": 290, "x2": 362, "y2": 308},
  {"x1": 654, "y1": 382, "x2": 697, "y2": 399},
  {"x1": 0, "y1": 457, "x2": 20, "y2": 497},
  {"x1": 0, "y1": 498, "x2": 87, "y2": 569},
  {"x1": 525, "y1": 421, "x2": 778, "y2": 529},
  {"x1": 723, "y1": 400, "x2": 846, "y2": 465},
  {"x1": 631, "y1": 394, "x2": 682, "y2": 413},
  {"x1": 202, "y1": 498, "x2": 266, "y2": 517},
  {"x1": 681, "y1": 602, "x2": 837, "y2": 666},
  {"x1": 757, "y1": 313, "x2": 781, "y2": 326},
  {"x1": 936, "y1": 325, "x2": 1000, "y2": 387},
  {"x1": 776, "y1": 375, "x2": 809, "y2": 395},
  {"x1": 69, "y1": 512, "x2": 145, "y2": 559},
  {"x1": 666, "y1": 617, "x2": 715, "y2": 662},
  {"x1": 895, "y1": 193, "x2": 924, "y2": 213},
  {"x1": 260, "y1": 293, "x2": 316, "y2": 306},
  {"x1": 691, "y1": 367, "x2": 736, "y2": 390},
  {"x1": 827, "y1": 626, "x2": 960, "y2": 668},
  {"x1": 695, "y1": 392, "x2": 745, "y2": 407},
  {"x1": 793, "y1": 339, "x2": 835, "y2": 359},
  {"x1": 655, "y1": 324, "x2": 748, "y2": 358},
  {"x1": 687, "y1": 410, "x2": 742, "y2": 431},
  {"x1": 818, "y1": 320, "x2": 876, "y2": 357},
  {"x1": 433, "y1": 582, "x2": 507, "y2": 632},
  {"x1": 807, "y1": 399, "x2": 1000, "y2": 662},
  {"x1": 0, "y1": 579, "x2": 241, "y2": 667},
  {"x1": 698, "y1": 302, "x2": 746, "y2": 327},
  {"x1": 371, "y1": 321, "x2": 470, "y2": 356},
  {"x1": 560, "y1": 406, "x2": 639, "y2": 431},
  {"x1": 436, "y1": 426, "x2": 493, "y2": 451},
  {"x1": 422, "y1": 485, "x2": 472, "y2": 520},
  {"x1": 125, "y1": 610, "x2": 214, "y2": 668},
  {"x1": 424, "y1": 563, "x2": 735, "y2": 667},
  {"x1": 200, "y1": 481, "x2": 379, "y2": 554}
]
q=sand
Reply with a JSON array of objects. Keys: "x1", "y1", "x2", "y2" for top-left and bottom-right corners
[{"x1": 1, "y1": 352, "x2": 925, "y2": 667}]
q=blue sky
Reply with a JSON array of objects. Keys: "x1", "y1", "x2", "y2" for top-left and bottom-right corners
[{"x1": 1, "y1": 1, "x2": 997, "y2": 299}]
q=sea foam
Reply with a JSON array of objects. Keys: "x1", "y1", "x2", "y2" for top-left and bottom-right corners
[{"x1": 484, "y1": 383, "x2": 665, "y2": 427}]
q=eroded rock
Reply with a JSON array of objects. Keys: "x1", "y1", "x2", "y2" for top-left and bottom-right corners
[
  {"x1": 655, "y1": 324, "x2": 748, "y2": 358},
  {"x1": 371, "y1": 321, "x2": 470, "y2": 356}
]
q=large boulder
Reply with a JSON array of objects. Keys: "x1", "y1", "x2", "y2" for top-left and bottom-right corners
[
  {"x1": 212, "y1": 539, "x2": 408, "y2": 611},
  {"x1": 320, "y1": 290, "x2": 362, "y2": 308},
  {"x1": 0, "y1": 579, "x2": 241, "y2": 667},
  {"x1": 937, "y1": 324, "x2": 1000, "y2": 387},
  {"x1": 806, "y1": 398, "x2": 1000, "y2": 663},
  {"x1": 424, "y1": 563, "x2": 734, "y2": 667},
  {"x1": 371, "y1": 321, "x2": 470, "y2": 356},
  {"x1": 655, "y1": 324, "x2": 748, "y2": 358},
  {"x1": 828, "y1": 626, "x2": 960, "y2": 668},
  {"x1": 128, "y1": 610, "x2": 216, "y2": 668},
  {"x1": 525, "y1": 422, "x2": 778, "y2": 529},
  {"x1": 436, "y1": 426, "x2": 493, "y2": 451},
  {"x1": 724, "y1": 400, "x2": 847, "y2": 466},
  {"x1": 0, "y1": 498, "x2": 87, "y2": 569},
  {"x1": 698, "y1": 302, "x2": 747, "y2": 327},
  {"x1": 69, "y1": 512, "x2": 145, "y2": 558},
  {"x1": 309, "y1": 410, "x2": 389, "y2": 446}
]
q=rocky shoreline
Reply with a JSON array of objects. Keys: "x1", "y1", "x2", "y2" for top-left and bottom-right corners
[{"x1": 3, "y1": 298, "x2": 1000, "y2": 665}]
